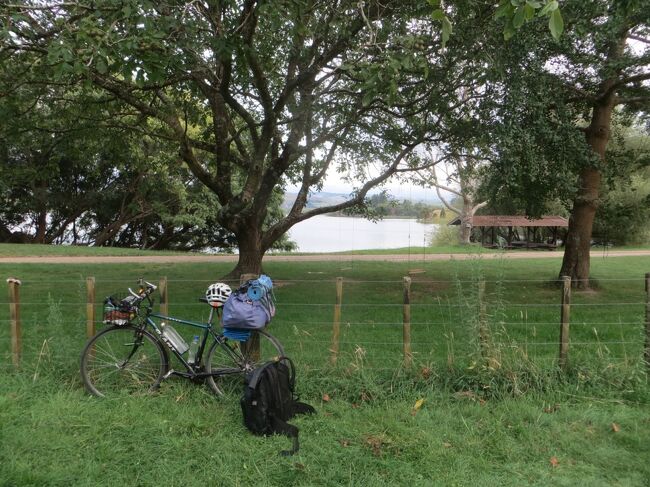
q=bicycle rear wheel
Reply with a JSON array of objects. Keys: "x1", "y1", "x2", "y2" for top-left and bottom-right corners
[
  {"x1": 80, "y1": 325, "x2": 168, "y2": 397},
  {"x1": 205, "y1": 329, "x2": 284, "y2": 396}
]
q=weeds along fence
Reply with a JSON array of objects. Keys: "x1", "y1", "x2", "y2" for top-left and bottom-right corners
[{"x1": 2, "y1": 273, "x2": 650, "y2": 376}]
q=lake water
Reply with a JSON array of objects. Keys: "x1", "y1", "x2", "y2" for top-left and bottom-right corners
[{"x1": 286, "y1": 215, "x2": 438, "y2": 252}]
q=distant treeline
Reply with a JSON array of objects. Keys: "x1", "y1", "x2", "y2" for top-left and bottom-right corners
[{"x1": 333, "y1": 193, "x2": 447, "y2": 222}]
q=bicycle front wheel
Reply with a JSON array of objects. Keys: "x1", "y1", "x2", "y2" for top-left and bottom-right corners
[
  {"x1": 205, "y1": 329, "x2": 284, "y2": 397},
  {"x1": 80, "y1": 325, "x2": 168, "y2": 397}
]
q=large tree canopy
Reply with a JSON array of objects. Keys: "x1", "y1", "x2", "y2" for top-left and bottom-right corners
[
  {"x1": 2, "y1": 0, "x2": 462, "y2": 274},
  {"x1": 479, "y1": 0, "x2": 650, "y2": 286}
]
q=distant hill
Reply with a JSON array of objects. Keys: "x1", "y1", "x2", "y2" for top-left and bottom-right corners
[
  {"x1": 282, "y1": 191, "x2": 441, "y2": 214},
  {"x1": 282, "y1": 192, "x2": 349, "y2": 212}
]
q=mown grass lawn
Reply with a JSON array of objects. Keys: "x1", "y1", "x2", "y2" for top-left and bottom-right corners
[
  {"x1": 0, "y1": 243, "x2": 188, "y2": 257},
  {"x1": 0, "y1": 253, "x2": 649, "y2": 486}
]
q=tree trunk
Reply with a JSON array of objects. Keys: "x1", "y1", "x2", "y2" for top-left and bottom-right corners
[
  {"x1": 33, "y1": 210, "x2": 47, "y2": 244},
  {"x1": 457, "y1": 197, "x2": 487, "y2": 245},
  {"x1": 226, "y1": 227, "x2": 264, "y2": 279},
  {"x1": 559, "y1": 102, "x2": 612, "y2": 288},
  {"x1": 93, "y1": 219, "x2": 125, "y2": 247},
  {"x1": 459, "y1": 209, "x2": 472, "y2": 245}
]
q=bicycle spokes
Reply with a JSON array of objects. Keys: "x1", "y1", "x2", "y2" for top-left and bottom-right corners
[{"x1": 81, "y1": 326, "x2": 167, "y2": 397}]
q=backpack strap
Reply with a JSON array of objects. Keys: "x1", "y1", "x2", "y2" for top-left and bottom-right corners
[
  {"x1": 291, "y1": 401, "x2": 316, "y2": 416},
  {"x1": 265, "y1": 363, "x2": 283, "y2": 415},
  {"x1": 247, "y1": 361, "x2": 275, "y2": 390},
  {"x1": 247, "y1": 356, "x2": 293, "y2": 389},
  {"x1": 279, "y1": 356, "x2": 296, "y2": 392},
  {"x1": 269, "y1": 414, "x2": 300, "y2": 456}
]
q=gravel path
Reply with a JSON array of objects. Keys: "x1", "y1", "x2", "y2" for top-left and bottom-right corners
[{"x1": 1, "y1": 250, "x2": 649, "y2": 264}]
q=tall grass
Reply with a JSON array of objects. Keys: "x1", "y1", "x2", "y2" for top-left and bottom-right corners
[{"x1": 1, "y1": 257, "x2": 648, "y2": 389}]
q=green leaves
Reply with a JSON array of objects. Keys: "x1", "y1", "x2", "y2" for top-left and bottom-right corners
[
  {"x1": 494, "y1": 1, "x2": 514, "y2": 19},
  {"x1": 431, "y1": 8, "x2": 452, "y2": 49},
  {"x1": 362, "y1": 90, "x2": 375, "y2": 108},
  {"x1": 548, "y1": 9, "x2": 564, "y2": 41},
  {"x1": 512, "y1": 6, "x2": 526, "y2": 29},
  {"x1": 495, "y1": 0, "x2": 563, "y2": 41},
  {"x1": 95, "y1": 58, "x2": 108, "y2": 75},
  {"x1": 441, "y1": 16, "x2": 453, "y2": 48},
  {"x1": 538, "y1": 0, "x2": 559, "y2": 16},
  {"x1": 430, "y1": 8, "x2": 445, "y2": 21}
]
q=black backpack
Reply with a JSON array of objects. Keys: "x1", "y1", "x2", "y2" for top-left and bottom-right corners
[{"x1": 241, "y1": 357, "x2": 315, "y2": 456}]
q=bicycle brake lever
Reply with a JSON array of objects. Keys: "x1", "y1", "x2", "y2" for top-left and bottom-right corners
[
  {"x1": 127, "y1": 288, "x2": 141, "y2": 299},
  {"x1": 144, "y1": 280, "x2": 158, "y2": 291}
]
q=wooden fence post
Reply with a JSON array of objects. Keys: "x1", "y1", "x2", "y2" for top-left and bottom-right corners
[
  {"x1": 159, "y1": 276, "x2": 168, "y2": 317},
  {"x1": 86, "y1": 277, "x2": 96, "y2": 339},
  {"x1": 7, "y1": 278, "x2": 21, "y2": 367},
  {"x1": 403, "y1": 276, "x2": 412, "y2": 368},
  {"x1": 478, "y1": 280, "x2": 490, "y2": 358},
  {"x1": 330, "y1": 277, "x2": 343, "y2": 365},
  {"x1": 559, "y1": 275, "x2": 571, "y2": 370},
  {"x1": 644, "y1": 273, "x2": 650, "y2": 370},
  {"x1": 240, "y1": 273, "x2": 259, "y2": 361}
]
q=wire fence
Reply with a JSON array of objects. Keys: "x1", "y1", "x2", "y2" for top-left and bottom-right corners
[{"x1": 2, "y1": 274, "x2": 650, "y2": 373}]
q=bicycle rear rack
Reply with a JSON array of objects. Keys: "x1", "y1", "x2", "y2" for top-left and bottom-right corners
[{"x1": 223, "y1": 328, "x2": 252, "y2": 342}]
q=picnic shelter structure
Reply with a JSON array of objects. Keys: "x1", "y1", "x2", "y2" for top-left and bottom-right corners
[{"x1": 448, "y1": 215, "x2": 569, "y2": 249}]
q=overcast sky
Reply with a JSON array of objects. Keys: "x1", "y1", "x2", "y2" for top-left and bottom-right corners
[{"x1": 287, "y1": 172, "x2": 445, "y2": 202}]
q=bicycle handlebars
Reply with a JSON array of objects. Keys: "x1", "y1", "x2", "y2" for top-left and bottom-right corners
[{"x1": 127, "y1": 279, "x2": 158, "y2": 301}]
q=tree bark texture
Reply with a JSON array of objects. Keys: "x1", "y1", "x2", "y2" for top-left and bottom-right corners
[
  {"x1": 226, "y1": 226, "x2": 265, "y2": 278},
  {"x1": 560, "y1": 102, "x2": 613, "y2": 288},
  {"x1": 559, "y1": 21, "x2": 628, "y2": 288},
  {"x1": 459, "y1": 208, "x2": 473, "y2": 245}
]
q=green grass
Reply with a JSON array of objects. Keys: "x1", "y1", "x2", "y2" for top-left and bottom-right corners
[
  {"x1": 331, "y1": 244, "x2": 490, "y2": 255},
  {"x1": 0, "y1": 243, "x2": 189, "y2": 257},
  {"x1": 0, "y1": 243, "x2": 490, "y2": 257},
  {"x1": 2, "y1": 242, "x2": 649, "y2": 258},
  {"x1": 1, "y1": 374, "x2": 648, "y2": 486},
  {"x1": 614, "y1": 244, "x2": 650, "y2": 250},
  {"x1": 0, "y1": 243, "x2": 488, "y2": 257},
  {"x1": 1, "y1": 253, "x2": 649, "y2": 486}
]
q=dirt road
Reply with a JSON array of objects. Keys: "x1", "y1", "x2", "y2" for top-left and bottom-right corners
[{"x1": 2, "y1": 250, "x2": 649, "y2": 264}]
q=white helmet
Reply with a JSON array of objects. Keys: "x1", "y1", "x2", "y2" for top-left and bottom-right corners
[{"x1": 206, "y1": 282, "x2": 232, "y2": 306}]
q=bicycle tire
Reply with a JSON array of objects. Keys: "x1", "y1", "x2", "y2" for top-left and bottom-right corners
[
  {"x1": 80, "y1": 325, "x2": 169, "y2": 397},
  {"x1": 205, "y1": 329, "x2": 284, "y2": 397}
]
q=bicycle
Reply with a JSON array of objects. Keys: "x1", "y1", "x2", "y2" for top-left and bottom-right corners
[{"x1": 80, "y1": 279, "x2": 284, "y2": 398}]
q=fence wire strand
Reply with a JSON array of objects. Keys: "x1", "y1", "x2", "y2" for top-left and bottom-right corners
[{"x1": 3, "y1": 273, "x2": 649, "y2": 370}]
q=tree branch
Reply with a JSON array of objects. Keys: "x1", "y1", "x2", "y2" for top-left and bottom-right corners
[
  {"x1": 629, "y1": 34, "x2": 650, "y2": 44},
  {"x1": 261, "y1": 142, "x2": 419, "y2": 248},
  {"x1": 615, "y1": 95, "x2": 650, "y2": 105}
]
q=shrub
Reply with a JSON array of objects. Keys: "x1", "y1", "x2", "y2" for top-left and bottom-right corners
[{"x1": 431, "y1": 224, "x2": 459, "y2": 246}]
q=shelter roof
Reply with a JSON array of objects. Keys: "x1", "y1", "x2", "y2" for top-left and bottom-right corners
[{"x1": 448, "y1": 215, "x2": 569, "y2": 227}]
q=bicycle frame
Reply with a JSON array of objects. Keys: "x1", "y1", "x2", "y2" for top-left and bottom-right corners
[{"x1": 141, "y1": 304, "x2": 243, "y2": 380}]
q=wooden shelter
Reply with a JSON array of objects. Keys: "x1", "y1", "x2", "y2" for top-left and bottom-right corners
[{"x1": 448, "y1": 215, "x2": 569, "y2": 249}]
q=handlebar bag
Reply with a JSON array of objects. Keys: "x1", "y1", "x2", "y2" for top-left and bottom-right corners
[
  {"x1": 222, "y1": 291, "x2": 271, "y2": 330},
  {"x1": 102, "y1": 296, "x2": 136, "y2": 325}
]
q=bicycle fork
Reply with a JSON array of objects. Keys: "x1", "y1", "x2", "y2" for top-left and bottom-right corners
[{"x1": 114, "y1": 329, "x2": 148, "y2": 369}]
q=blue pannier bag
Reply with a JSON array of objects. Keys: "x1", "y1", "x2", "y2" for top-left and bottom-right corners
[{"x1": 222, "y1": 290, "x2": 271, "y2": 330}]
